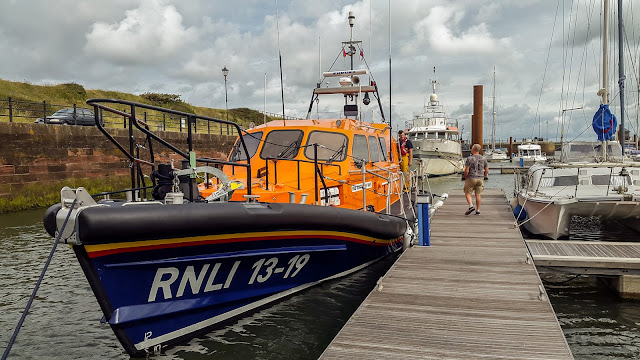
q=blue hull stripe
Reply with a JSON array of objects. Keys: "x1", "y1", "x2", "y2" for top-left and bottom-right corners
[{"x1": 105, "y1": 244, "x2": 346, "y2": 269}]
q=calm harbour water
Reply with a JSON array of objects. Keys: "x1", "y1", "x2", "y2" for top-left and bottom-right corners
[{"x1": 0, "y1": 171, "x2": 639, "y2": 359}]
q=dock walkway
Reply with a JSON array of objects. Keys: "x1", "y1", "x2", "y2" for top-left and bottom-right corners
[{"x1": 320, "y1": 188, "x2": 573, "y2": 359}]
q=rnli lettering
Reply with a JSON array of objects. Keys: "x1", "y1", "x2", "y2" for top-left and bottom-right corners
[
  {"x1": 148, "y1": 261, "x2": 241, "y2": 302},
  {"x1": 147, "y1": 255, "x2": 310, "y2": 302}
]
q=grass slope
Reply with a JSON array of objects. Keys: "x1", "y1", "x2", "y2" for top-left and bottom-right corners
[{"x1": 0, "y1": 78, "x2": 275, "y2": 127}]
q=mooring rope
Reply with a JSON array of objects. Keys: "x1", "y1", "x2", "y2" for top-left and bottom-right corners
[{"x1": 2, "y1": 198, "x2": 77, "y2": 360}]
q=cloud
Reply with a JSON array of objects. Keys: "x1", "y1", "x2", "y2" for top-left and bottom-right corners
[
  {"x1": 405, "y1": 5, "x2": 513, "y2": 55},
  {"x1": 84, "y1": 0, "x2": 197, "y2": 65},
  {"x1": 1, "y1": 0, "x2": 639, "y2": 141}
]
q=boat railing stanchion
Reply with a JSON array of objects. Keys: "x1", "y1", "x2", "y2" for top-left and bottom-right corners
[
  {"x1": 314, "y1": 143, "x2": 319, "y2": 205},
  {"x1": 361, "y1": 160, "x2": 367, "y2": 211}
]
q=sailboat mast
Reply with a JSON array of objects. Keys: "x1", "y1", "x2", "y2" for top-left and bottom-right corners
[
  {"x1": 617, "y1": 0, "x2": 625, "y2": 153},
  {"x1": 602, "y1": 0, "x2": 609, "y2": 160},
  {"x1": 602, "y1": 0, "x2": 609, "y2": 105},
  {"x1": 492, "y1": 67, "x2": 496, "y2": 152}
]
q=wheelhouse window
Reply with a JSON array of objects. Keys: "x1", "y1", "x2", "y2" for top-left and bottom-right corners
[
  {"x1": 368, "y1": 136, "x2": 380, "y2": 162},
  {"x1": 592, "y1": 174, "x2": 631, "y2": 186},
  {"x1": 437, "y1": 133, "x2": 446, "y2": 139},
  {"x1": 352, "y1": 134, "x2": 369, "y2": 162},
  {"x1": 426, "y1": 132, "x2": 437, "y2": 139},
  {"x1": 410, "y1": 132, "x2": 425, "y2": 140},
  {"x1": 553, "y1": 175, "x2": 578, "y2": 186},
  {"x1": 304, "y1": 131, "x2": 348, "y2": 162},
  {"x1": 378, "y1": 137, "x2": 388, "y2": 161},
  {"x1": 260, "y1": 130, "x2": 303, "y2": 159},
  {"x1": 230, "y1": 131, "x2": 263, "y2": 161}
]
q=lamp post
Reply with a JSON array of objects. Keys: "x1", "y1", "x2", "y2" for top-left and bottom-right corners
[{"x1": 222, "y1": 66, "x2": 229, "y2": 135}]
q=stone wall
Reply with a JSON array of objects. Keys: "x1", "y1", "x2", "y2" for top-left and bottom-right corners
[{"x1": 0, "y1": 122, "x2": 235, "y2": 201}]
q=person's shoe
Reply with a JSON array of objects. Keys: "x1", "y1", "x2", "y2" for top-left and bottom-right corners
[
  {"x1": 475, "y1": 211, "x2": 481, "y2": 215},
  {"x1": 465, "y1": 206, "x2": 475, "y2": 215}
]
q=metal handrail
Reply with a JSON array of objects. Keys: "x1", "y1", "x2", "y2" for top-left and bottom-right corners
[
  {"x1": 86, "y1": 98, "x2": 252, "y2": 199},
  {"x1": 262, "y1": 155, "x2": 342, "y2": 191}
]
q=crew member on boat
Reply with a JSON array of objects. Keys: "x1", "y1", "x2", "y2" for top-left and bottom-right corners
[{"x1": 398, "y1": 130, "x2": 413, "y2": 191}]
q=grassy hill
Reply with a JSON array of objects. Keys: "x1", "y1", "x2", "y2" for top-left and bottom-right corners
[{"x1": 0, "y1": 78, "x2": 275, "y2": 128}]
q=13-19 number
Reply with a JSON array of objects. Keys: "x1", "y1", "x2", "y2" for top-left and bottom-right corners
[{"x1": 248, "y1": 254, "x2": 310, "y2": 285}]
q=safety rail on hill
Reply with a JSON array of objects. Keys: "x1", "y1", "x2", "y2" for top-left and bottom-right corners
[{"x1": 0, "y1": 97, "x2": 245, "y2": 136}]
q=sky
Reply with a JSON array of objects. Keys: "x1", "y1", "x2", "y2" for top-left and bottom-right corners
[{"x1": 1, "y1": 0, "x2": 639, "y2": 143}]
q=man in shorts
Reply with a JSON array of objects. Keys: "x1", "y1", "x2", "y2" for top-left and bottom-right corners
[{"x1": 464, "y1": 144, "x2": 488, "y2": 215}]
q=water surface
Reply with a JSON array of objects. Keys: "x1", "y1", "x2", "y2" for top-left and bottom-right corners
[{"x1": 1, "y1": 172, "x2": 639, "y2": 359}]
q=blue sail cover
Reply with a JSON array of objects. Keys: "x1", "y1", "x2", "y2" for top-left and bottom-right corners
[{"x1": 592, "y1": 104, "x2": 617, "y2": 141}]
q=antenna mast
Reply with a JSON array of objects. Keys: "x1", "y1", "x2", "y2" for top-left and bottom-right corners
[{"x1": 275, "y1": 0, "x2": 285, "y2": 122}]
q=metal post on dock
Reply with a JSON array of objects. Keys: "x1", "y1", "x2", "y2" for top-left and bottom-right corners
[{"x1": 416, "y1": 193, "x2": 431, "y2": 246}]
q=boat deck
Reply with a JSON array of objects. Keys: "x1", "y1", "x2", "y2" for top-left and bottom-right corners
[
  {"x1": 320, "y1": 188, "x2": 573, "y2": 359},
  {"x1": 526, "y1": 240, "x2": 640, "y2": 275}
]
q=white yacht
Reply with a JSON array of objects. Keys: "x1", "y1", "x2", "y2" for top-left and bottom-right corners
[
  {"x1": 514, "y1": 141, "x2": 640, "y2": 239},
  {"x1": 512, "y1": 141, "x2": 547, "y2": 166},
  {"x1": 513, "y1": 0, "x2": 640, "y2": 239},
  {"x1": 485, "y1": 149, "x2": 509, "y2": 162},
  {"x1": 406, "y1": 76, "x2": 463, "y2": 177}
]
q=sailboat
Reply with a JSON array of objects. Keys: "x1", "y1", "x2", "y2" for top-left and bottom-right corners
[
  {"x1": 513, "y1": 0, "x2": 640, "y2": 239},
  {"x1": 40, "y1": 11, "x2": 414, "y2": 356},
  {"x1": 485, "y1": 67, "x2": 508, "y2": 162},
  {"x1": 405, "y1": 69, "x2": 464, "y2": 177}
]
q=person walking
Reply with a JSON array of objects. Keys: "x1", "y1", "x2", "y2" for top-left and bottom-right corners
[
  {"x1": 464, "y1": 143, "x2": 488, "y2": 215},
  {"x1": 398, "y1": 130, "x2": 413, "y2": 192}
]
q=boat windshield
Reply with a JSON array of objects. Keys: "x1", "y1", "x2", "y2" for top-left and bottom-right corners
[
  {"x1": 352, "y1": 135, "x2": 370, "y2": 162},
  {"x1": 378, "y1": 138, "x2": 388, "y2": 161},
  {"x1": 304, "y1": 131, "x2": 348, "y2": 161},
  {"x1": 260, "y1": 130, "x2": 303, "y2": 159},
  {"x1": 592, "y1": 174, "x2": 631, "y2": 186},
  {"x1": 229, "y1": 131, "x2": 263, "y2": 162},
  {"x1": 368, "y1": 136, "x2": 380, "y2": 162}
]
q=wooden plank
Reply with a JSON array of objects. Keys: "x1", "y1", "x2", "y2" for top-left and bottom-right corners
[
  {"x1": 320, "y1": 189, "x2": 573, "y2": 359},
  {"x1": 526, "y1": 239, "x2": 640, "y2": 273}
]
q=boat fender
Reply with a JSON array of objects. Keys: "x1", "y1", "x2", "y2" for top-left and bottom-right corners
[
  {"x1": 509, "y1": 196, "x2": 518, "y2": 209},
  {"x1": 513, "y1": 205, "x2": 526, "y2": 221},
  {"x1": 43, "y1": 203, "x2": 62, "y2": 237},
  {"x1": 403, "y1": 225, "x2": 414, "y2": 250}
]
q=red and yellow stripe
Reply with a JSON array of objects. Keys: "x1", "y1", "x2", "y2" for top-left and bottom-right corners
[{"x1": 84, "y1": 230, "x2": 403, "y2": 258}]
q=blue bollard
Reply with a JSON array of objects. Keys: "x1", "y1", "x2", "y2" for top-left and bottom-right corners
[{"x1": 416, "y1": 194, "x2": 432, "y2": 246}]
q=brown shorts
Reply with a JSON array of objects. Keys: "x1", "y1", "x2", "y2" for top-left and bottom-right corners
[{"x1": 464, "y1": 178, "x2": 484, "y2": 194}]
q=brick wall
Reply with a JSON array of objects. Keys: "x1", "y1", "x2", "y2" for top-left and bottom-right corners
[{"x1": 0, "y1": 122, "x2": 235, "y2": 199}]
